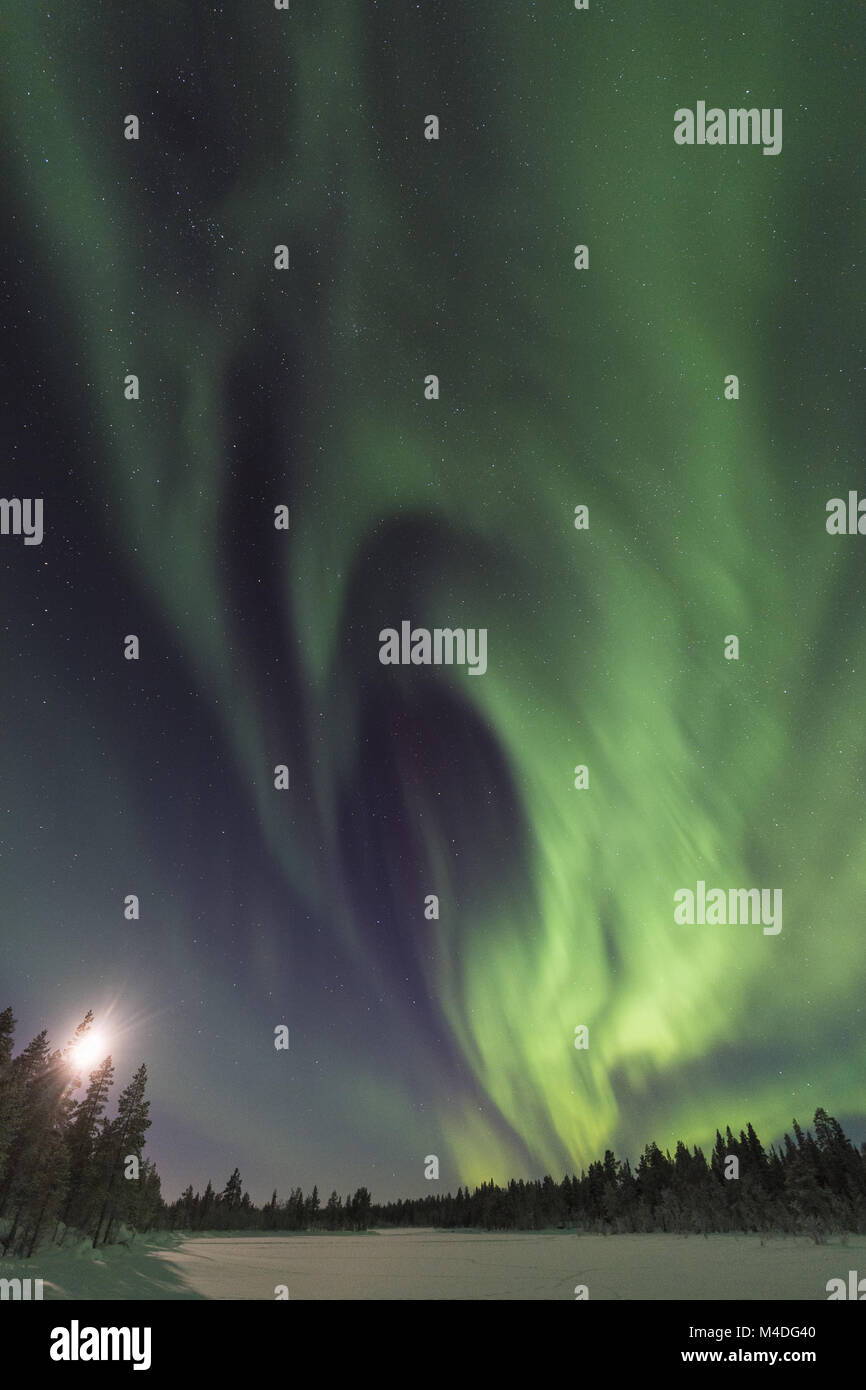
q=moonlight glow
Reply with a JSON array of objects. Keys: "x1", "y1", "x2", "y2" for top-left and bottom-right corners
[{"x1": 71, "y1": 1030, "x2": 108, "y2": 1074}]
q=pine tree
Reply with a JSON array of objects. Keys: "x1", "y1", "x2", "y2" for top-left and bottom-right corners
[
  {"x1": 135, "y1": 1158, "x2": 162, "y2": 1234},
  {"x1": 263, "y1": 1189, "x2": 279, "y2": 1230},
  {"x1": 813, "y1": 1108, "x2": 862, "y2": 1219},
  {"x1": 6, "y1": 1040, "x2": 73, "y2": 1258},
  {"x1": 23, "y1": 1122, "x2": 69, "y2": 1257},
  {"x1": 1, "y1": 1014, "x2": 93, "y2": 1254},
  {"x1": 221, "y1": 1167, "x2": 243, "y2": 1213},
  {"x1": 0, "y1": 1007, "x2": 17, "y2": 1187},
  {"x1": 325, "y1": 1190, "x2": 341, "y2": 1230},
  {"x1": 199, "y1": 1180, "x2": 215, "y2": 1229},
  {"x1": 0, "y1": 1028, "x2": 52, "y2": 1216},
  {"x1": 288, "y1": 1186, "x2": 305, "y2": 1230},
  {"x1": 349, "y1": 1186, "x2": 372, "y2": 1231},
  {"x1": 92, "y1": 1063, "x2": 151, "y2": 1247},
  {"x1": 0, "y1": 1008, "x2": 14, "y2": 1068},
  {"x1": 177, "y1": 1184, "x2": 196, "y2": 1229},
  {"x1": 745, "y1": 1122, "x2": 767, "y2": 1169},
  {"x1": 60, "y1": 1056, "x2": 114, "y2": 1232},
  {"x1": 306, "y1": 1183, "x2": 320, "y2": 1227}
]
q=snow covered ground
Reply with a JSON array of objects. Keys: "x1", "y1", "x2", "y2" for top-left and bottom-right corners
[
  {"x1": 6, "y1": 1229, "x2": 864, "y2": 1300},
  {"x1": 1, "y1": 1234, "x2": 201, "y2": 1301}
]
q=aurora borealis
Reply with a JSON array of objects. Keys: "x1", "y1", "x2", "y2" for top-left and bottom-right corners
[{"x1": 1, "y1": 1, "x2": 864, "y2": 1203}]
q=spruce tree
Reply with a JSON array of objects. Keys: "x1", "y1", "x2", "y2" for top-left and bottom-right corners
[
  {"x1": 350, "y1": 1186, "x2": 372, "y2": 1231},
  {"x1": 308, "y1": 1183, "x2": 320, "y2": 1226},
  {"x1": 1, "y1": 1014, "x2": 92, "y2": 1252},
  {"x1": 325, "y1": 1190, "x2": 341, "y2": 1230},
  {"x1": 0, "y1": 1007, "x2": 17, "y2": 1187},
  {"x1": 199, "y1": 1180, "x2": 215, "y2": 1229},
  {"x1": 92, "y1": 1063, "x2": 151, "y2": 1246},
  {"x1": 221, "y1": 1167, "x2": 243, "y2": 1214},
  {"x1": 0, "y1": 1028, "x2": 52, "y2": 1215},
  {"x1": 60, "y1": 1056, "x2": 115, "y2": 1232}
]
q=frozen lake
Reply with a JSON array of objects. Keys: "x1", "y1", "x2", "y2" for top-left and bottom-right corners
[{"x1": 147, "y1": 1230, "x2": 863, "y2": 1301}]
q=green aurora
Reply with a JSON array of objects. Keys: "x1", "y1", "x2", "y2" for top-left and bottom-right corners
[{"x1": 1, "y1": 1, "x2": 864, "y2": 1194}]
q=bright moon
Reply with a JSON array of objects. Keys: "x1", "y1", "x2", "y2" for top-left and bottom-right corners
[{"x1": 71, "y1": 1029, "x2": 108, "y2": 1072}]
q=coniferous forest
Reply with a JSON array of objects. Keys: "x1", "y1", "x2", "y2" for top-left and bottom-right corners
[
  {"x1": 0, "y1": 1009, "x2": 158, "y2": 1258},
  {"x1": 2, "y1": 1005, "x2": 865, "y2": 1259}
]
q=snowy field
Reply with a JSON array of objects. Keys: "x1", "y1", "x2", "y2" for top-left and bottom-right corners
[{"x1": 8, "y1": 1230, "x2": 864, "y2": 1300}]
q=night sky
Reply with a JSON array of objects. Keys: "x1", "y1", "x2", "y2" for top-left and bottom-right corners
[{"x1": 1, "y1": 1, "x2": 864, "y2": 1204}]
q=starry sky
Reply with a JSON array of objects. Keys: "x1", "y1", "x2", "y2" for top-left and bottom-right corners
[{"x1": 1, "y1": 1, "x2": 864, "y2": 1203}]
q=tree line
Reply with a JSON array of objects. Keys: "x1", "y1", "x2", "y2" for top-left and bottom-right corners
[
  {"x1": 166, "y1": 1175, "x2": 373, "y2": 1233},
  {"x1": 164, "y1": 1115, "x2": 866, "y2": 1242},
  {"x1": 3, "y1": 1003, "x2": 865, "y2": 1255},
  {"x1": 368, "y1": 1112, "x2": 866, "y2": 1239}
]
